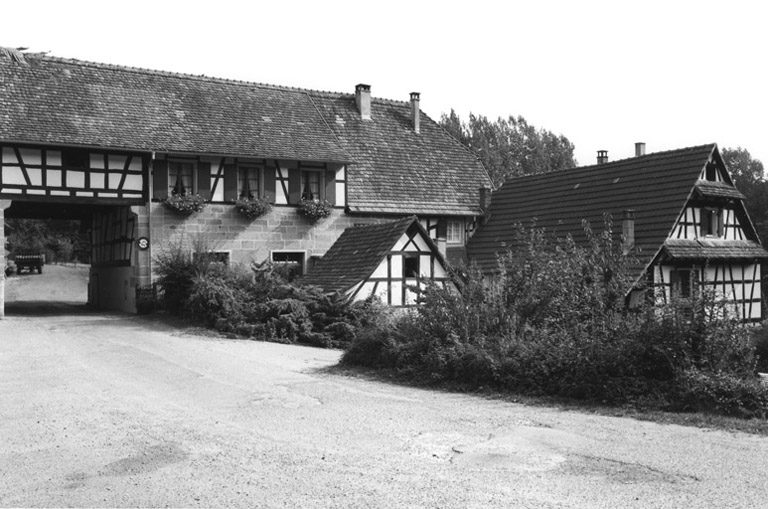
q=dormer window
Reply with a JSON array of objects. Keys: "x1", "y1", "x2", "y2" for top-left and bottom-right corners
[{"x1": 700, "y1": 208, "x2": 724, "y2": 237}]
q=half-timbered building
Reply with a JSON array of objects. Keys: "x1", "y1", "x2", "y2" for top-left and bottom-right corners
[
  {"x1": 301, "y1": 216, "x2": 453, "y2": 307},
  {"x1": 467, "y1": 144, "x2": 768, "y2": 322},
  {"x1": 0, "y1": 49, "x2": 491, "y2": 315}
]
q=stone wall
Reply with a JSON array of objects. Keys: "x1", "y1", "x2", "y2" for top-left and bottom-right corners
[{"x1": 147, "y1": 203, "x2": 393, "y2": 275}]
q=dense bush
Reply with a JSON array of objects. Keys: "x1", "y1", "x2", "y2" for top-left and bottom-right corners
[
  {"x1": 155, "y1": 243, "x2": 381, "y2": 348},
  {"x1": 342, "y1": 217, "x2": 768, "y2": 418}
]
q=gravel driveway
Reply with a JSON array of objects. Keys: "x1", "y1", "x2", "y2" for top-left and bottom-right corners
[{"x1": 1, "y1": 267, "x2": 768, "y2": 507}]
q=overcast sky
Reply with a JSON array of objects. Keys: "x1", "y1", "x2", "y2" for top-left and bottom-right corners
[{"x1": 3, "y1": 0, "x2": 767, "y2": 168}]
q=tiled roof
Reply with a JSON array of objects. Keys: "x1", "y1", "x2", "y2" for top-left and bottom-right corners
[
  {"x1": 0, "y1": 53, "x2": 352, "y2": 162},
  {"x1": 308, "y1": 92, "x2": 492, "y2": 216},
  {"x1": 694, "y1": 180, "x2": 746, "y2": 200},
  {"x1": 467, "y1": 144, "x2": 762, "y2": 277},
  {"x1": 0, "y1": 52, "x2": 492, "y2": 217},
  {"x1": 663, "y1": 239, "x2": 768, "y2": 260},
  {"x1": 301, "y1": 216, "x2": 417, "y2": 294}
]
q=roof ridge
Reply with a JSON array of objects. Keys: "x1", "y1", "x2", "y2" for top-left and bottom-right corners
[
  {"x1": 499, "y1": 143, "x2": 717, "y2": 187},
  {"x1": 23, "y1": 53, "x2": 350, "y2": 96}
]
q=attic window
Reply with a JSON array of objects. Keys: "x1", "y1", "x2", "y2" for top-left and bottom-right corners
[
  {"x1": 700, "y1": 208, "x2": 724, "y2": 238},
  {"x1": 403, "y1": 255, "x2": 420, "y2": 278},
  {"x1": 705, "y1": 163, "x2": 718, "y2": 181}
]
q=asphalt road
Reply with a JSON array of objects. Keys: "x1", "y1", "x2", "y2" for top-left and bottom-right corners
[{"x1": 2, "y1": 266, "x2": 768, "y2": 507}]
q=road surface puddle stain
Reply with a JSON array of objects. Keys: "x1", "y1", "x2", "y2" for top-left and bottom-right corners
[
  {"x1": 64, "y1": 442, "x2": 189, "y2": 486},
  {"x1": 561, "y1": 454, "x2": 701, "y2": 484},
  {"x1": 99, "y1": 443, "x2": 188, "y2": 477}
]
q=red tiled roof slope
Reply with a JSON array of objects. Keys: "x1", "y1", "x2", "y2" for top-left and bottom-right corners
[
  {"x1": 308, "y1": 93, "x2": 492, "y2": 216},
  {"x1": 467, "y1": 144, "x2": 726, "y2": 275},
  {"x1": 301, "y1": 216, "x2": 416, "y2": 294},
  {"x1": 0, "y1": 54, "x2": 352, "y2": 162}
]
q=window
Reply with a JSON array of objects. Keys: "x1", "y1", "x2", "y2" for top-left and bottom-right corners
[
  {"x1": 193, "y1": 251, "x2": 230, "y2": 265},
  {"x1": 271, "y1": 251, "x2": 305, "y2": 280},
  {"x1": 169, "y1": 161, "x2": 194, "y2": 196},
  {"x1": 446, "y1": 220, "x2": 464, "y2": 244},
  {"x1": 238, "y1": 166, "x2": 261, "y2": 199},
  {"x1": 301, "y1": 171, "x2": 321, "y2": 201},
  {"x1": 671, "y1": 268, "x2": 700, "y2": 299},
  {"x1": 700, "y1": 208, "x2": 723, "y2": 237},
  {"x1": 403, "y1": 255, "x2": 420, "y2": 278}
]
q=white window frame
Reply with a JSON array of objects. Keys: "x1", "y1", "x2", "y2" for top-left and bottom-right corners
[{"x1": 446, "y1": 220, "x2": 464, "y2": 244}]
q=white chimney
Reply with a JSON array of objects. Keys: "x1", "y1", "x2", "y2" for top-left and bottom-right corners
[
  {"x1": 635, "y1": 142, "x2": 646, "y2": 156},
  {"x1": 410, "y1": 92, "x2": 420, "y2": 133},
  {"x1": 597, "y1": 150, "x2": 609, "y2": 164},
  {"x1": 355, "y1": 84, "x2": 371, "y2": 120}
]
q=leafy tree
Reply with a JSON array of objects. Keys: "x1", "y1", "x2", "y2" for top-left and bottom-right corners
[
  {"x1": 5, "y1": 218, "x2": 87, "y2": 263},
  {"x1": 722, "y1": 147, "x2": 768, "y2": 244},
  {"x1": 440, "y1": 110, "x2": 577, "y2": 186}
]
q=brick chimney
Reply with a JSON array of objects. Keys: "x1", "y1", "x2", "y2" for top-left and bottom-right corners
[
  {"x1": 410, "y1": 92, "x2": 420, "y2": 133},
  {"x1": 597, "y1": 150, "x2": 609, "y2": 164},
  {"x1": 622, "y1": 209, "x2": 635, "y2": 253},
  {"x1": 355, "y1": 84, "x2": 371, "y2": 120},
  {"x1": 635, "y1": 142, "x2": 646, "y2": 156},
  {"x1": 479, "y1": 186, "x2": 492, "y2": 223}
]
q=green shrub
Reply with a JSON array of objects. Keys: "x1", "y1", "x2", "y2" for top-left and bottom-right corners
[
  {"x1": 342, "y1": 217, "x2": 768, "y2": 418},
  {"x1": 164, "y1": 255, "x2": 388, "y2": 348},
  {"x1": 670, "y1": 369, "x2": 768, "y2": 419},
  {"x1": 154, "y1": 239, "x2": 212, "y2": 315},
  {"x1": 751, "y1": 323, "x2": 768, "y2": 373}
]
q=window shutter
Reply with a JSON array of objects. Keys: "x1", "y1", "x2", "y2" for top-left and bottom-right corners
[
  {"x1": 288, "y1": 168, "x2": 301, "y2": 205},
  {"x1": 717, "y1": 210, "x2": 725, "y2": 237},
  {"x1": 223, "y1": 164, "x2": 238, "y2": 202},
  {"x1": 324, "y1": 168, "x2": 336, "y2": 205},
  {"x1": 263, "y1": 165, "x2": 276, "y2": 203},
  {"x1": 197, "y1": 162, "x2": 212, "y2": 200},
  {"x1": 153, "y1": 160, "x2": 168, "y2": 201},
  {"x1": 437, "y1": 218, "x2": 448, "y2": 239}
]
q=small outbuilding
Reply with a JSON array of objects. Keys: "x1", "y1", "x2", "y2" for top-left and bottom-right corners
[{"x1": 301, "y1": 216, "x2": 453, "y2": 307}]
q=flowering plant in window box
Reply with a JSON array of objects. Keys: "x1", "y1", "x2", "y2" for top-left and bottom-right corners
[
  {"x1": 298, "y1": 198, "x2": 333, "y2": 223},
  {"x1": 161, "y1": 193, "x2": 208, "y2": 215},
  {"x1": 235, "y1": 196, "x2": 272, "y2": 220}
]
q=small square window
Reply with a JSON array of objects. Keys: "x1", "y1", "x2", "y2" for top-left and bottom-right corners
[
  {"x1": 403, "y1": 255, "x2": 420, "y2": 278},
  {"x1": 238, "y1": 166, "x2": 261, "y2": 199},
  {"x1": 169, "y1": 161, "x2": 195, "y2": 196},
  {"x1": 272, "y1": 251, "x2": 305, "y2": 280},
  {"x1": 193, "y1": 251, "x2": 230, "y2": 265},
  {"x1": 671, "y1": 268, "x2": 700, "y2": 299}
]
